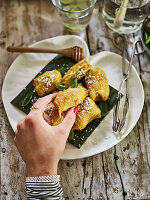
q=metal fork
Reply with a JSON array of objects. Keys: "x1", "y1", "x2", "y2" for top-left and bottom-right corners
[
  {"x1": 113, "y1": 37, "x2": 138, "y2": 134},
  {"x1": 112, "y1": 35, "x2": 126, "y2": 132}
]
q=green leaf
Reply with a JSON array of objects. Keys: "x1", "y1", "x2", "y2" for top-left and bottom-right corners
[
  {"x1": 22, "y1": 92, "x2": 33, "y2": 107},
  {"x1": 145, "y1": 35, "x2": 150, "y2": 45},
  {"x1": 99, "y1": 102, "x2": 108, "y2": 116},
  {"x1": 69, "y1": 129, "x2": 74, "y2": 140},
  {"x1": 144, "y1": 23, "x2": 150, "y2": 45},
  {"x1": 56, "y1": 82, "x2": 68, "y2": 91},
  {"x1": 145, "y1": 32, "x2": 148, "y2": 40},
  {"x1": 70, "y1": 77, "x2": 78, "y2": 88},
  {"x1": 57, "y1": 67, "x2": 65, "y2": 77}
]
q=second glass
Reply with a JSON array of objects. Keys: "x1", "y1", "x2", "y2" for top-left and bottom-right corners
[
  {"x1": 51, "y1": 0, "x2": 97, "y2": 33},
  {"x1": 102, "y1": 0, "x2": 150, "y2": 34}
]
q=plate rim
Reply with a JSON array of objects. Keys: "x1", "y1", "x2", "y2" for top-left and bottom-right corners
[{"x1": 2, "y1": 36, "x2": 144, "y2": 160}]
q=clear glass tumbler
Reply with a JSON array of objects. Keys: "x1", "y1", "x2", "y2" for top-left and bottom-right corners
[
  {"x1": 102, "y1": 0, "x2": 150, "y2": 34},
  {"x1": 51, "y1": 0, "x2": 97, "y2": 33}
]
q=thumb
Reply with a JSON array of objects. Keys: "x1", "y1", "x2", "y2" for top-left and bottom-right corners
[{"x1": 59, "y1": 106, "x2": 79, "y2": 136}]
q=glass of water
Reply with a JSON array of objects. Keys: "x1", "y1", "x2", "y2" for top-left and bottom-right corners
[
  {"x1": 51, "y1": 0, "x2": 97, "y2": 33},
  {"x1": 102, "y1": 0, "x2": 150, "y2": 34}
]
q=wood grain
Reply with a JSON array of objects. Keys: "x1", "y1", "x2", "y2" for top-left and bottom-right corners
[{"x1": 1, "y1": 0, "x2": 150, "y2": 200}]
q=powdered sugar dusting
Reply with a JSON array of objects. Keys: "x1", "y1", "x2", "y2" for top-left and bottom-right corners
[
  {"x1": 77, "y1": 98, "x2": 95, "y2": 118},
  {"x1": 37, "y1": 72, "x2": 56, "y2": 89},
  {"x1": 62, "y1": 59, "x2": 92, "y2": 84}
]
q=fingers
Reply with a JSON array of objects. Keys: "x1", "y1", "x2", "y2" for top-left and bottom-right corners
[
  {"x1": 43, "y1": 112, "x2": 53, "y2": 125},
  {"x1": 14, "y1": 129, "x2": 18, "y2": 135},
  {"x1": 58, "y1": 106, "x2": 79, "y2": 139},
  {"x1": 14, "y1": 119, "x2": 24, "y2": 142},
  {"x1": 14, "y1": 130, "x2": 18, "y2": 143},
  {"x1": 29, "y1": 93, "x2": 57, "y2": 117},
  {"x1": 16, "y1": 119, "x2": 24, "y2": 132},
  {"x1": 14, "y1": 136, "x2": 17, "y2": 143}
]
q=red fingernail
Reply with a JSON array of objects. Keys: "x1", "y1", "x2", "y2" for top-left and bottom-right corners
[{"x1": 74, "y1": 106, "x2": 79, "y2": 115}]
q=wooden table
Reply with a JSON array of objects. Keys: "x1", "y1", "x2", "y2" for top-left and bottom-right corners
[{"x1": 1, "y1": 1, "x2": 150, "y2": 199}]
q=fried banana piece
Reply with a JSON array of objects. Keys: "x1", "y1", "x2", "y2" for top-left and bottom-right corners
[
  {"x1": 34, "y1": 70, "x2": 62, "y2": 96},
  {"x1": 73, "y1": 97, "x2": 101, "y2": 130},
  {"x1": 85, "y1": 68, "x2": 110, "y2": 101},
  {"x1": 54, "y1": 87, "x2": 88, "y2": 116},
  {"x1": 61, "y1": 59, "x2": 92, "y2": 86}
]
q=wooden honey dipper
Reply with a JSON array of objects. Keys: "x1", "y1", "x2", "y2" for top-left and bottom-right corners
[{"x1": 7, "y1": 46, "x2": 84, "y2": 61}]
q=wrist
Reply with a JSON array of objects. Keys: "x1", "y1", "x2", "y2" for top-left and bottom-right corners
[{"x1": 27, "y1": 165, "x2": 58, "y2": 177}]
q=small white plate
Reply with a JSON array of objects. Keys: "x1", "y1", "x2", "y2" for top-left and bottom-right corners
[{"x1": 2, "y1": 35, "x2": 144, "y2": 160}]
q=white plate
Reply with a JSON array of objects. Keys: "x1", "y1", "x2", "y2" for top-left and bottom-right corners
[{"x1": 2, "y1": 35, "x2": 144, "y2": 160}]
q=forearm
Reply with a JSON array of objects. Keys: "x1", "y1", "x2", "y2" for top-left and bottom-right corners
[{"x1": 25, "y1": 175, "x2": 63, "y2": 200}]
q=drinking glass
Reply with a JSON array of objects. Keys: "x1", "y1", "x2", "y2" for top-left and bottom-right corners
[
  {"x1": 51, "y1": 0, "x2": 97, "y2": 33},
  {"x1": 102, "y1": 0, "x2": 150, "y2": 34}
]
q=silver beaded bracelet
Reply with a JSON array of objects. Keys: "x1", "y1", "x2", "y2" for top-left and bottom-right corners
[{"x1": 26, "y1": 175, "x2": 60, "y2": 182}]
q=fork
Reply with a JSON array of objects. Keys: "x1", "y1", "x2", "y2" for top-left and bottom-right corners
[
  {"x1": 112, "y1": 35, "x2": 126, "y2": 132},
  {"x1": 113, "y1": 37, "x2": 138, "y2": 134}
]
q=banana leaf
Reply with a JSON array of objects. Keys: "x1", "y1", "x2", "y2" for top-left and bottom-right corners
[
  {"x1": 11, "y1": 55, "x2": 118, "y2": 149},
  {"x1": 68, "y1": 87, "x2": 118, "y2": 148},
  {"x1": 11, "y1": 55, "x2": 76, "y2": 114}
]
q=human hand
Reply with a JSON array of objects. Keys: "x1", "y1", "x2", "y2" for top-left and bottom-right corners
[{"x1": 14, "y1": 93, "x2": 78, "y2": 177}]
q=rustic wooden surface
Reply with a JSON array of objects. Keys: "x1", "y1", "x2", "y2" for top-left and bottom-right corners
[{"x1": 0, "y1": 0, "x2": 150, "y2": 199}]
